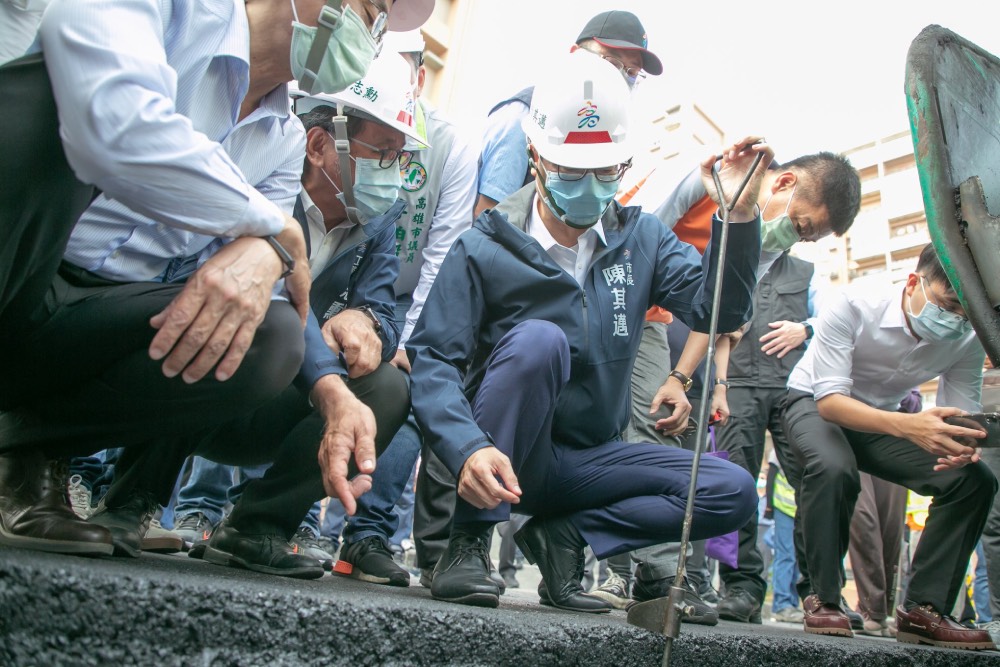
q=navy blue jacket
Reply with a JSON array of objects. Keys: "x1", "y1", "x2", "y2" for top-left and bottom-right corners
[
  {"x1": 297, "y1": 196, "x2": 403, "y2": 390},
  {"x1": 407, "y1": 185, "x2": 761, "y2": 477}
]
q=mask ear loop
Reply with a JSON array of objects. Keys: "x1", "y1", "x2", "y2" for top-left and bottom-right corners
[
  {"x1": 331, "y1": 103, "x2": 364, "y2": 226},
  {"x1": 299, "y1": 0, "x2": 342, "y2": 93}
]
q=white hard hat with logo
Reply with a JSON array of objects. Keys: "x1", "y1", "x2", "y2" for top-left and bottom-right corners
[
  {"x1": 522, "y1": 50, "x2": 633, "y2": 169},
  {"x1": 292, "y1": 50, "x2": 426, "y2": 148}
]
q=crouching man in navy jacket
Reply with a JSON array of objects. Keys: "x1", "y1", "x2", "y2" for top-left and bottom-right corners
[{"x1": 408, "y1": 52, "x2": 766, "y2": 612}]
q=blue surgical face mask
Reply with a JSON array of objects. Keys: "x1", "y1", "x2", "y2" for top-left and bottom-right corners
[
  {"x1": 907, "y1": 277, "x2": 972, "y2": 342},
  {"x1": 541, "y1": 171, "x2": 619, "y2": 229},
  {"x1": 290, "y1": 0, "x2": 379, "y2": 94},
  {"x1": 321, "y1": 133, "x2": 401, "y2": 221}
]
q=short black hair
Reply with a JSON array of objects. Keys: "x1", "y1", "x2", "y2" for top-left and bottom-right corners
[
  {"x1": 915, "y1": 242, "x2": 956, "y2": 295},
  {"x1": 778, "y1": 152, "x2": 861, "y2": 237},
  {"x1": 297, "y1": 105, "x2": 366, "y2": 175}
]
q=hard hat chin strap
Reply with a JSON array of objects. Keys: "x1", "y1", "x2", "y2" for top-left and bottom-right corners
[
  {"x1": 299, "y1": 0, "x2": 342, "y2": 94},
  {"x1": 332, "y1": 103, "x2": 364, "y2": 226}
]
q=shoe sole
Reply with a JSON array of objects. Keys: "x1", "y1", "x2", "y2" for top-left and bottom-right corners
[
  {"x1": 203, "y1": 546, "x2": 324, "y2": 580},
  {"x1": 896, "y1": 631, "x2": 995, "y2": 650},
  {"x1": 331, "y1": 560, "x2": 410, "y2": 587},
  {"x1": 804, "y1": 623, "x2": 854, "y2": 637},
  {"x1": 140, "y1": 536, "x2": 186, "y2": 554},
  {"x1": 432, "y1": 591, "x2": 500, "y2": 608},
  {"x1": 718, "y1": 610, "x2": 762, "y2": 624},
  {"x1": 0, "y1": 531, "x2": 113, "y2": 557},
  {"x1": 588, "y1": 590, "x2": 632, "y2": 610}
]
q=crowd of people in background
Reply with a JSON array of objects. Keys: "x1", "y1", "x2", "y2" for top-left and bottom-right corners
[{"x1": 3, "y1": 0, "x2": 1000, "y2": 655}]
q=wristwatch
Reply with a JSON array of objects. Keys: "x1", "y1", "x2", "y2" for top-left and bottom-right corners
[
  {"x1": 265, "y1": 236, "x2": 295, "y2": 278},
  {"x1": 714, "y1": 378, "x2": 730, "y2": 388},
  {"x1": 668, "y1": 369, "x2": 693, "y2": 393},
  {"x1": 354, "y1": 306, "x2": 383, "y2": 335},
  {"x1": 801, "y1": 321, "x2": 814, "y2": 339}
]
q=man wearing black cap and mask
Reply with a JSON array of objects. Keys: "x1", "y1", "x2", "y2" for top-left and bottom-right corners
[{"x1": 412, "y1": 9, "x2": 664, "y2": 596}]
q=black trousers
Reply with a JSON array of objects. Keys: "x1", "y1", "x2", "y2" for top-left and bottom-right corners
[
  {"x1": 106, "y1": 362, "x2": 409, "y2": 538},
  {"x1": 713, "y1": 385, "x2": 788, "y2": 603},
  {"x1": 413, "y1": 445, "x2": 456, "y2": 570},
  {"x1": 778, "y1": 389, "x2": 997, "y2": 613},
  {"x1": 0, "y1": 263, "x2": 304, "y2": 461}
]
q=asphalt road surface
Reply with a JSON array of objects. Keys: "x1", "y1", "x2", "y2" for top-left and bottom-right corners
[{"x1": 1, "y1": 546, "x2": 998, "y2": 666}]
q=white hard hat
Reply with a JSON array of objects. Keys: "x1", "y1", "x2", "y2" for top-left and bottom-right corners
[
  {"x1": 292, "y1": 50, "x2": 427, "y2": 148},
  {"x1": 522, "y1": 50, "x2": 633, "y2": 169},
  {"x1": 382, "y1": 29, "x2": 426, "y2": 55},
  {"x1": 388, "y1": 0, "x2": 435, "y2": 31}
]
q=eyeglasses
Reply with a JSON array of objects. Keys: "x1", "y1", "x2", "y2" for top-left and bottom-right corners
[
  {"x1": 363, "y1": 0, "x2": 389, "y2": 45},
  {"x1": 352, "y1": 137, "x2": 413, "y2": 169},
  {"x1": 917, "y1": 275, "x2": 968, "y2": 322},
  {"x1": 596, "y1": 54, "x2": 646, "y2": 89},
  {"x1": 545, "y1": 159, "x2": 632, "y2": 183}
]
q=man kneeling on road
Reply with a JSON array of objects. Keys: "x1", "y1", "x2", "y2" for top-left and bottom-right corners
[{"x1": 407, "y1": 52, "x2": 764, "y2": 612}]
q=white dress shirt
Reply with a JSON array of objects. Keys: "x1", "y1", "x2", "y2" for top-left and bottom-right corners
[
  {"x1": 527, "y1": 195, "x2": 607, "y2": 288},
  {"x1": 787, "y1": 282, "x2": 984, "y2": 412},
  {"x1": 35, "y1": 0, "x2": 305, "y2": 281},
  {"x1": 301, "y1": 188, "x2": 357, "y2": 279}
]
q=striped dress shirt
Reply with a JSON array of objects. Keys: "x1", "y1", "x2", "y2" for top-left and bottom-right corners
[{"x1": 33, "y1": 0, "x2": 305, "y2": 281}]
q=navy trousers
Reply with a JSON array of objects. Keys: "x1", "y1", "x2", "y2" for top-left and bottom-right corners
[{"x1": 453, "y1": 320, "x2": 757, "y2": 560}]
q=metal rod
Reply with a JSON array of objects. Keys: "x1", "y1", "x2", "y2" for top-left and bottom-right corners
[{"x1": 661, "y1": 150, "x2": 765, "y2": 667}]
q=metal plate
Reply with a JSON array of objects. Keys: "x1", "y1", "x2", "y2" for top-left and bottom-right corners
[{"x1": 905, "y1": 25, "x2": 1000, "y2": 365}]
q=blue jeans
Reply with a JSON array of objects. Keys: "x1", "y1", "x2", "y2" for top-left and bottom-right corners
[
  {"x1": 975, "y1": 540, "x2": 993, "y2": 623},
  {"x1": 172, "y1": 456, "x2": 235, "y2": 526},
  {"x1": 770, "y1": 508, "x2": 800, "y2": 613},
  {"x1": 69, "y1": 448, "x2": 122, "y2": 504}
]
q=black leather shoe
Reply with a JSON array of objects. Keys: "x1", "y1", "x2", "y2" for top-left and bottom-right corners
[
  {"x1": 0, "y1": 452, "x2": 112, "y2": 556},
  {"x1": 633, "y1": 577, "x2": 719, "y2": 625},
  {"x1": 430, "y1": 526, "x2": 500, "y2": 608},
  {"x1": 514, "y1": 516, "x2": 612, "y2": 614},
  {"x1": 89, "y1": 492, "x2": 158, "y2": 558},
  {"x1": 717, "y1": 587, "x2": 763, "y2": 624},
  {"x1": 203, "y1": 522, "x2": 324, "y2": 579}
]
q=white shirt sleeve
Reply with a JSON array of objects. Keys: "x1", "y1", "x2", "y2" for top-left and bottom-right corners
[
  {"x1": 38, "y1": 0, "x2": 285, "y2": 238},
  {"x1": 810, "y1": 290, "x2": 858, "y2": 401},
  {"x1": 400, "y1": 133, "x2": 479, "y2": 348},
  {"x1": 937, "y1": 342, "x2": 986, "y2": 413}
]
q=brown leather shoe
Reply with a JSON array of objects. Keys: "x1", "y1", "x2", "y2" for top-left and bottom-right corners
[
  {"x1": 802, "y1": 594, "x2": 853, "y2": 637},
  {"x1": 896, "y1": 604, "x2": 996, "y2": 650},
  {"x1": 0, "y1": 451, "x2": 113, "y2": 555}
]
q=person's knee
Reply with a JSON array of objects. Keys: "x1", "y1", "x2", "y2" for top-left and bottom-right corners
[
  {"x1": 504, "y1": 319, "x2": 569, "y2": 371},
  {"x1": 801, "y1": 450, "x2": 858, "y2": 497},
  {"x1": 238, "y1": 301, "x2": 304, "y2": 400},
  {"x1": 696, "y1": 459, "x2": 757, "y2": 534}
]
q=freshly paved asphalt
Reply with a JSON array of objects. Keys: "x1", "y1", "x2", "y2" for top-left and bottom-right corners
[{"x1": 1, "y1": 546, "x2": 998, "y2": 666}]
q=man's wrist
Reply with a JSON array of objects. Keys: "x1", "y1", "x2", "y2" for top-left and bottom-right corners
[
  {"x1": 668, "y1": 369, "x2": 693, "y2": 393},
  {"x1": 265, "y1": 235, "x2": 295, "y2": 278},
  {"x1": 354, "y1": 306, "x2": 383, "y2": 334},
  {"x1": 801, "y1": 321, "x2": 814, "y2": 339}
]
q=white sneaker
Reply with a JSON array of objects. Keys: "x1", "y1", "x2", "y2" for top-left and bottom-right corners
[
  {"x1": 772, "y1": 606, "x2": 805, "y2": 623},
  {"x1": 979, "y1": 619, "x2": 1000, "y2": 646},
  {"x1": 66, "y1": 474, "x2": 92, "y2": 519},
  {"x1": 589, "y1": 571, "x2": 632, "y2": 609}
]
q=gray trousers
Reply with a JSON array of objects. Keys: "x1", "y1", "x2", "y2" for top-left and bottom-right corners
[
  {"x1": 978, "y1": 376, "x2": 1000, "y2": 617},
  {"x1": 848, "y1": 472, "x2": 907, "y2": 621},
  {"x1": 620, "y1": 320, "x2": 704, "y2": 585}
]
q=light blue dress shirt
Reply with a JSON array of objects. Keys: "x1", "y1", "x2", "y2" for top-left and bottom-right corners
[{"x1": 33, "y1": 0, "x2": 305, "y2": 281}]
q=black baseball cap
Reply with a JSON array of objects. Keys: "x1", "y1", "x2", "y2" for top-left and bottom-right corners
[{"x1": 575, "y1": 10, "x2": 662, "y2": 76}]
